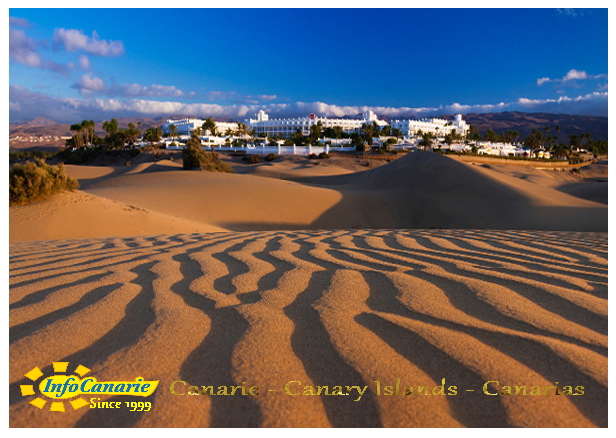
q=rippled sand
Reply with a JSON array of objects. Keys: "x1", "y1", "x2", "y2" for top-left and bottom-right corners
[{"x1": 9, "y1": 229, "x2": 607, "y2": 427}]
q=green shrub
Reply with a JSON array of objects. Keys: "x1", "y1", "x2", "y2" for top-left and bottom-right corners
[
  {"x1": 318, "y1": 152, "x2": 330, "y2": 159},
  {"x1": 182, "y1": 137, "x2": 233, "y2": 172},
  {"x1": 265, "y1": 153, "x2": 277, "y2": 161},
  {"x1": 309, "y1": 153, "x2": 318, "y2": 159},
  {"x1": 9, "y1": 150, "x2": 57, "y2": 162},
  {"x1": 10, "y1": 160, "x2": 79, "y2": 206},
  {"x1": 247, "y1": 155, "x2": 260, "y2": 164},
  {"x1": 57, "y1": 147, "x2": 140, "y2": 165}
]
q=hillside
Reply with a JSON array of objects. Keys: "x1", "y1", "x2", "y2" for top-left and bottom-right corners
[{"x1": 459, "y1": 111, "x2": 608, "y2": 142}]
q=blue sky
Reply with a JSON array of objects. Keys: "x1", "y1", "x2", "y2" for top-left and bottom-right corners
[{"x1": 9, "y1": 8, "x2": 608, "y2": 123}]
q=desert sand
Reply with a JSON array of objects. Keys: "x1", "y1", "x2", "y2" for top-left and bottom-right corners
[{"x1": 9, "y1": 152, "x2": 608, "y2": 427}]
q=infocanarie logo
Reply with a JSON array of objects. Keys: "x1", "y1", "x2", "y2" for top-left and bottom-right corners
[{"x1": 20, "y1": 362, "x2": 159, "y2": 412}]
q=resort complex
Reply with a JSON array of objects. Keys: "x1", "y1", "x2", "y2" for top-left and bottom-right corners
[
  {"x1": 162, "y1": 118, "x2": 239, "y2": 137},
  {"x1": 152, "y1": 111, "x2": 586, "y2": 160},
  {"x1": 162, "y1": 110, "x2": 470, "y2": 141},
  {"x1": 247, "y1": 109, "x2": 388, "y2": 137},
  {"x1": 390, "y1": 113, "x2": 469, "y2": 138}
]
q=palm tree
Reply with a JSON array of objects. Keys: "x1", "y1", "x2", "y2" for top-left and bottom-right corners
[
  {"x1": 544, "y1": 126, "x2": 550, "y2": 148},
  {"x1": 467, "y1": 124, "x2": 477, "y2": 138},
  {"x1": 116, "y1": 129, "x2": 128, "y2": 149},
  {"x1": 70, "y1": 123, "x2": 83, "y2": 148},
  {"x1": 291, "y1": 128, "x2": 305, "y2": 146},
  {"x1": 202, "y1": 118, "x2": 217, "y2": 136},
  {"x1": 235, "y1": 123, "x2": 249, "y2": 137},
  {"x1": 102, "y1": 119, "x2": 118, "y2": 138},
  {"x1": 360, "y1": 123, "x2": 377, "y2": 146},
  {"x1": 484, "y1": 129, "x2": 498, "y2": 143},
  {"x1": 584, "y1": 132, "x2": 592, "y2": 150},
  {"x1": 569, "y1": 134, "x2": 579, "y2": 150},
  {"x1": 168, "y1": 123, "x2": 178, "y2": 141},
  {"x1": 512, "y1": 130, "x2": 520, "y2": 145},
  {"x1": 102, "y1": 119, "x2": 118, "y2": 148},
  {"x1": 81, "y1": 120, "x2": 95, "y2": 145},
  {"x1": 309, "y1": 121, "x2": 323, "y2": 144},
  {"x1": 332, "y1": 125, "x2": 344, "y2": 140},
  {"x1": 126, "y1": 123, "x2": 140, "y2": 147},
  {"x1": 144, "y1": 127, "x2": 162, "y2": 145}
]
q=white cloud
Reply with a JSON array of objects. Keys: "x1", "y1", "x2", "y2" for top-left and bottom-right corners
[
  {"x1": 557, "y1": 8, "x2": 580, "y2": 17},
  {"x1": 9, "y1": 29, "x2": 41, "y2": 67},
  {"x1": 9, "y1": 16, "x2": 30, "y2": 28},
  {"x1": 536, "y1": 77, "x2": 551, "y2": 86},
  {"x1": 516, "y1": 92, "x2": 607, "y2": 115},
  {"x1": 42, "y1": 59, "x2": 72, "y2": 76},
  {"x1": 537, "y1": 69, "x2": 607, "y2": 87},
  {"x1": 9, "y1": 85, "x2": 608, "y2": 124},
  {"x1": 207, "y1": 91, "x2": 239, "y2": 101},
  {"x1": 72, "y1": 73, "x2": 106, "y2": 96},
  {"x1": 78, "y1": 55, "x2": 91, "y2": 71},
  {"x1": 10, "y1": 28, "x2": 74, "y2": 76},
  {"x1": 564, "y1": 69, "x2": 589, "y2": 81},
  {"x1": 52, "y1": 28, "x2": 125, "y2": 57},
  {"x1": 69, "y1": 74, "x2": 186, "y2": 98},
  {"x1": 249, "y1": 94, "x2": 278, "y2": 101},
  {"x1": 106, "y1": 83, "x2": 185, "y2": 98}
]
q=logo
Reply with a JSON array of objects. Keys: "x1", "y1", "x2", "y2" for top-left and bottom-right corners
[{"x1": 20, "y1": 362, "x2": 159, "y2": 412}]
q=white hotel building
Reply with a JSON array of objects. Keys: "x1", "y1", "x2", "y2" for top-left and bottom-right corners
[
  {"x1": 161, "y1": 112, "x2": 470, "y2": 141},
  {"x1": 390, "y1": 114, "x2": 469, "y2": 138},
  {"x1": 247, "y1": 110, "x2": 387, "y2": 137},
  {"x1": 162, "y1": 118, "x2": 239, "y2": 136}
]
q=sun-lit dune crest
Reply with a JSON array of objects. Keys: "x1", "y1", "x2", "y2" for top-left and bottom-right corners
[{"x1": 9, "y1": 229, "x2": 607, "y2": 427}]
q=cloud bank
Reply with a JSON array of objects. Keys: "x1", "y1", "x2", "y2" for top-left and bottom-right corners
[
  {"x1": 9, "y1": 85, "x2": 608, "y2": 124},
  {"x1": 71, "y1": 74, "x2": 188, "y2": 98}
]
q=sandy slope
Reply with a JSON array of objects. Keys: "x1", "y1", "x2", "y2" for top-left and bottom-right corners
[
  {"x1": 9, "y1": 190, "x2": 226, "y2": 242},
  {"x1": 80, "y1": 170, "x2": 344, "y2": 232},
  {"x1": 9, "y1": 229, "x2": 607, "y2": 427}
]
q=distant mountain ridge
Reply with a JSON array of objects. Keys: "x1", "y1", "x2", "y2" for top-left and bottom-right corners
[
  {"x1": 454, "y1": 111, "x2": 608, "y2": 142},
  {"x1": 9, "y1": 111, "x2": 608, "y2": 150}
]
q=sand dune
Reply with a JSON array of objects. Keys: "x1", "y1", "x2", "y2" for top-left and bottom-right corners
[
  {"x1": 9, "y1": 229, "x2": 607, "y2": 427},
  {"x1": 45, "y1": 153, "x2": 606, "y2": 236},
  {"x1": 69, "y1": 165, "x2": 345, "y2": 233},
  {"x1": 10, "y1": 190, "x2": 227, "y2": 242},
  {"x1": 301, "y1": 153, "x2": 607, "y2": 231}
]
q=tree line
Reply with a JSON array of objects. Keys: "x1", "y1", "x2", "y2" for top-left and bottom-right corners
[
  {"x1": 66, "y1": 118, "x2": 163, "y2": 149},
  {"x1": 468, "y1": 124, "x2": 608, "y2": 157}
]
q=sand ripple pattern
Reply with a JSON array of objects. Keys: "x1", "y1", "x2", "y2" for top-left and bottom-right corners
[{"x1": 9, "y1": 230, "x2": 607, "y2": 427}]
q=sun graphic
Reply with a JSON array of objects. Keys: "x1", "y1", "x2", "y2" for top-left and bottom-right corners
[{"x1": 21, "y1": 362, "x2": 91, "y2": 412}]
